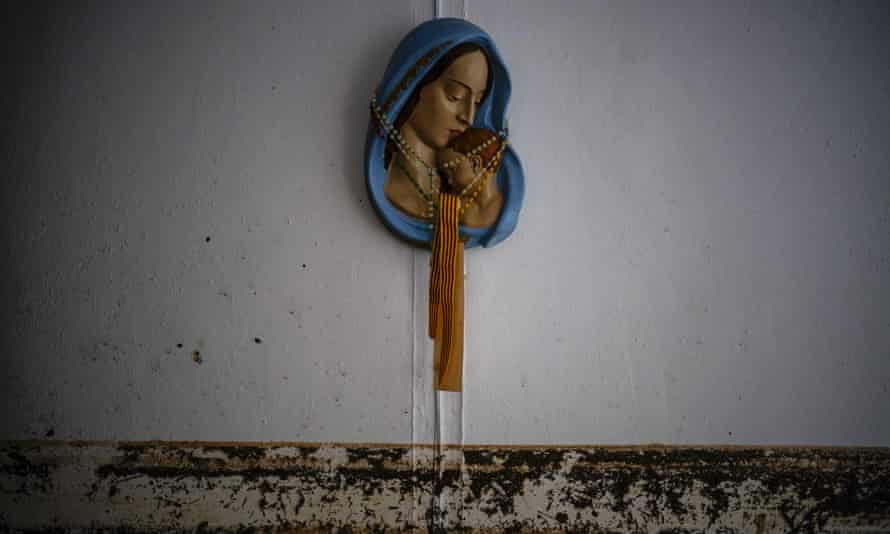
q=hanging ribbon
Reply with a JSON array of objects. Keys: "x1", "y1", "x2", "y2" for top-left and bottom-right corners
[{"x1": 429, "y1": 192, "x2": 464, "y2": 391}]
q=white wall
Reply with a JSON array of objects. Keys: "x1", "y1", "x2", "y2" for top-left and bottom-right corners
[{"x1": 2, "y1": 0, "x2": 888, "y2": 446}]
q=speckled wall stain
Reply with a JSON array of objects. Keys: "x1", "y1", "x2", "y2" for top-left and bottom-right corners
[{"x1": 2, "y1": 441, "x2": 889, "y2": 532}]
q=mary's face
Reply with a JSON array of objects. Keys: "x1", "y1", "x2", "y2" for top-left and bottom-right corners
[{"x1": 404, "y1": 50, "x2": 489, "y2": 150}]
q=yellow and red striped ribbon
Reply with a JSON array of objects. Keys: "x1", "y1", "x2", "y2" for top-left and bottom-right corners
[{"x1": 429, "y1": 192, "x2": 463, "y2": 391}]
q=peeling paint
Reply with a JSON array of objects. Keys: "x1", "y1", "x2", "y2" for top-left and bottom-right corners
[{"x1": 1, "y1": 442, "x2": 889, "y2": 532}]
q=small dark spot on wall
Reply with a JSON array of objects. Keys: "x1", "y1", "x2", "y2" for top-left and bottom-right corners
[
  {"x1": 254, "y1": 337, "x2": 262, "y2": 344},
  {"x1": 192, "y1": 350, "x2": 202, "y2": 364},
  {"x1": 44, "y1": 428, "x2": 54, "y2": 438},
  {"x1": 205, "y1": 236, "x2": 211, "y2": 243},
  {"x1": 302, "y1": 263, "x2": 307, "y2": 269},
  {"x1": 176, "y1": 343, "x2": 183, "y2": 349}
]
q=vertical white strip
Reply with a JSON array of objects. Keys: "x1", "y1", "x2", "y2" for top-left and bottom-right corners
[
  {"x1": 435, "y1": 2, "x2": 468, "y2": 529},
  {"x1": 458, "y1": 4, "x2": 468, "y2": 529},
  {"x1": 431, "y1": 1, "x2": 443, "y2": 531},
  {"x1": 407, "y1": 7, "x2": 432, "y2": 532},
  {"x1": 411, "y1": 248, "x2": 432, "y2": 528},
  {"x1": 425, "y1": 0, "x2": 444, "y2": 492},
  {"x1": 436, "y1": 0, "x2": 468, "y2": 19},
  {"x1": 408, "y1": 0, "x2": 469, "y2": 528}
]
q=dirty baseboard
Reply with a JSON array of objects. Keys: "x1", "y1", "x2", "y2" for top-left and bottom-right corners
[{"x1": 1, "y1": 441, "x2": 889, "y2": 532}]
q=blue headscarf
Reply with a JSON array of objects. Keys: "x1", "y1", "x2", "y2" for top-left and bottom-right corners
[{"x1": 365, "y1": 17, "x2": 524, "y2": 249}]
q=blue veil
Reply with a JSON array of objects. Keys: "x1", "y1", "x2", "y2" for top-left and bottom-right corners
[{"x1": 365, "y1": 18, "x2": 524, "y2": 249}]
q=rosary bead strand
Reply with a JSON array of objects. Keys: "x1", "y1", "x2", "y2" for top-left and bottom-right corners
[{"x1": 371, "y1": 94, "x2": 510, "y2": 223}]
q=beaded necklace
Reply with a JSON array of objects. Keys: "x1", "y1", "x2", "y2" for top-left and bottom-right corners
[
  {"x1": 456, "y1": 142, "x2": 506, "y2": 217},
  {"x1": 371, "y1": 97, "x2": 439, "y2": 179},
  {"x1": 371, "y1": 95, "x2": 441, "y2": 219},
  {"x1": 393, "y1": 155, "x2": 438, "y2": 219},
  {"x1": 370, "y1": 94, "x2": 508, "y2": 221},
  {"x1": 393, "y1": 141, "x2": 505, "y2": 220}
]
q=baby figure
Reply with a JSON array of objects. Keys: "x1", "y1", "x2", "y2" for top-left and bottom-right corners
[{"x1": 436, "y1": 127, "x2": 505, "y2": 228}]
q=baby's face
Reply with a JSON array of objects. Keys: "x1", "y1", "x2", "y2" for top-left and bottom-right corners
[{"x1": 436, "y1": 147, "x2": 476, "y2": 190}]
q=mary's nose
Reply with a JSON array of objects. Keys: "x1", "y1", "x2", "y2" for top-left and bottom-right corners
[{"x1": 457, "y1": 100, "x2": 475, "y2": 126}]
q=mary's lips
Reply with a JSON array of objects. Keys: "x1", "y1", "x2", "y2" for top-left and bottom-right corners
[{"x1": 447, "y1": 129, "x2": 462, "y2": 141}]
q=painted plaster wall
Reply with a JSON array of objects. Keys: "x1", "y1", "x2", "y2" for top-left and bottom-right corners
[{"x1": 2, "y1": 0, "x2": 889, "y2": 447}]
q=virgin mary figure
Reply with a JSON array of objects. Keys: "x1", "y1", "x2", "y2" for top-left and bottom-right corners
[{"x1": 365, "y1": 17, "x2": 524, "y2": 249}]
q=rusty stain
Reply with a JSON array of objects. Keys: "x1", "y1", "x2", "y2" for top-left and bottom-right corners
[
  {"x1": 191, "y1": 350, "x2": 202, "y2": 364},
  {"x1": 1, "y1": 441, "x2": 888, "y2": 532}
]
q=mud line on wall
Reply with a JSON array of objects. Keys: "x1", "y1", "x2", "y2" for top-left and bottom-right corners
[{"x1": 1, "y1": 440, "x2": 889, "y2": 532}]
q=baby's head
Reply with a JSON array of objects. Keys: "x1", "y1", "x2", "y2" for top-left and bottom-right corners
[{"x1": 436, "y1": 128, "x2": 504, "y2": 193}]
